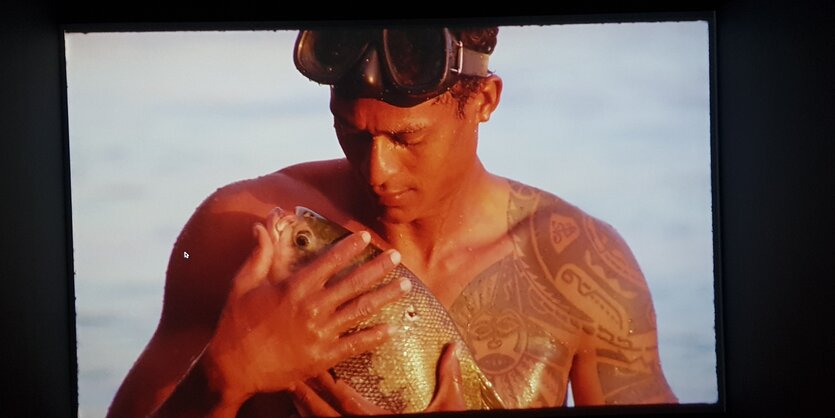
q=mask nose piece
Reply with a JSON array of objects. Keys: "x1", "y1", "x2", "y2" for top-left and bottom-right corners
[{"x1": 333, "y1": 47, "x2": 385, "y2": 100}]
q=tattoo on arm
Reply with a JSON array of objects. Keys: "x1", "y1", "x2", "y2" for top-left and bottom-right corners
[
  {"x1": 597, "y1": 360, "x2": 671, "y2": 404},
  {"x1": 510, "y1": 182, "x2": 672, "y2": 404}
]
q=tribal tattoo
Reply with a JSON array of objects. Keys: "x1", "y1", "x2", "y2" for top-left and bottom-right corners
[{"x1": 449, "y1": 181, "x2": 672, "y2": 407}]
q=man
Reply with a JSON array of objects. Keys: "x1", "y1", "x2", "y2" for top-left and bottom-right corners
[{"x1": 107, "y1": 26, "x2": 677, "y2": 417}]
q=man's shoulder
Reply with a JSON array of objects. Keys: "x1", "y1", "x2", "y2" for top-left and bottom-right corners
[
  {"x1": 505, "y1": 179, "x2": 638, "y2": 276},
  {"x1": 503, "y1": 179, "x2": 653, "y2": 337},
  {"x1": 505, "y1": 179, "x2": 590, "y2": 228},
  {"x1": 278, "y1": 158, "x2": 354, "y2": 184},
  {"x1": 169, "y1": 159, "x2": 356, "y2": 281},
  {"x1": 201, "y1": 159, "x2": 354, "y2": 215}
]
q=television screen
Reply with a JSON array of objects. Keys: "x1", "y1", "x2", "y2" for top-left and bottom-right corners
[{"x1": 64, "y1": 20, "x2": 717, "y2": 417}]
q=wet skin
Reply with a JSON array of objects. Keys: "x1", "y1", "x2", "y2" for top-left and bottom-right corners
[{"x1": 107, "y1": 76, "x2": 676, "y2": 417}]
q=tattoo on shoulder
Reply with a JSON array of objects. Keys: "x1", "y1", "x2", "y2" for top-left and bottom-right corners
[
  {"x1": 450, "y1": 181, "x2": 666, "y2": 407},
  {"x1": 507, "y1": 181, "x2": 657, "y2": 337}
]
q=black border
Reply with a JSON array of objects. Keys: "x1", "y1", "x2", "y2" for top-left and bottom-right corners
[{"x1": 2, "y1": 1, "x2": 833, "y2": 417}]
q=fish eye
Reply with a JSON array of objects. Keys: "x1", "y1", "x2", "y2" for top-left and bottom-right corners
[{"x1": 294, "y1": 231, "x2": 312, "y2": 248}]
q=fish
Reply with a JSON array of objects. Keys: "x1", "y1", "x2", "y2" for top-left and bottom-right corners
[{"x1": 274, "y1": 206, "x2": 505, "y2": 413}]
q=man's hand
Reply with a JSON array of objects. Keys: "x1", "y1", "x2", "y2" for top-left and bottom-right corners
[
  {"x1": 203, "y1": 208, "x2": 412, "y2": 408},
  {"x1": 291, "y1": 342, "x2": 467, "y2": 416},
  {"x1": 425, "y1": 342, "x2": 467, "y2": 412}
]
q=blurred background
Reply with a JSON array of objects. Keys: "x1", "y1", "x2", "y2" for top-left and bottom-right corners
[{"x1": 65, "y1": 22, "x2": 715, "y2": 417}]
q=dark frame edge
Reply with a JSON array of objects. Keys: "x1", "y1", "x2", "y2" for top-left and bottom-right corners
[
  {"x1": 57, "y1": 25, "x2": 80, "y2": 418},
  {"x1": 706, "y1": 9, "x2": 727, "y2": 414}
]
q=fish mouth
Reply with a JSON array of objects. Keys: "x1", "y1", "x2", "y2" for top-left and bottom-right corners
[
  {"x1": 295, "y1": 206, "x2": 341, "y2": 234},
  {"x1": 296, "y1": 206, "x2": 326, "y2": 220}
]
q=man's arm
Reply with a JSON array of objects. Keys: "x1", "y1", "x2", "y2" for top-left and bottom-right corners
[
  {"x1": 566, "y1": 215, "x2": 677, "y2": 405},
  {"x1": 108, "y1": 179, "x2": 410, "y2": 418},
  {"x1": 106, "y1": 182, "x2": 269, "y2": 418}
]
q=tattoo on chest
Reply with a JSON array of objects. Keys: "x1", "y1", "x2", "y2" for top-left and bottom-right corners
[
  {"x1": 449, "y1": 181, "x2": 663, "y2": 407},
  {"x1": 450, "y1": 253, "x2": 571, "y2": 408}
]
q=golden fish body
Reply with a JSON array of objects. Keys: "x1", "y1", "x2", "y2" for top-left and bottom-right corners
[{"x1": 282, "y1": 207, "x2": 505, "y2": 413}]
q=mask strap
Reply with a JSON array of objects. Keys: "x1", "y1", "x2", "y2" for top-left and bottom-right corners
[{"x1": 450, "y1": 40, "x2": 490, "y2": 77}]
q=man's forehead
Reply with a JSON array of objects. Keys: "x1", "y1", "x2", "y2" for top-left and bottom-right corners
[{"x1": 330, "y1": 96, "x2": 442, "y2": 132}]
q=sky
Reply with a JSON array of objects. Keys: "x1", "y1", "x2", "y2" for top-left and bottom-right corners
[{"x1": 65, "y1": 22, "x2": 715, "y2": 417}]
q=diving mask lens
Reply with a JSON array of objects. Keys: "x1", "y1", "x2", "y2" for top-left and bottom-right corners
[
  {"x1": 294, "y1": 29, "x2": 371, "y2": 84},
  {"x1": 383, "y1": 28, "x2": 449, "y2": 93},
  {"x1": 294, "y1": 28, "x2": 488, "y2": 106}
]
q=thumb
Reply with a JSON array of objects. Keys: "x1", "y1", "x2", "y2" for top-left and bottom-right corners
[
  {"x1": 228, "y1": 222, "x2": 274, "y2": 300},
  {"x1": 427, "y1": 342, "x2": 466, "y2": 411}
]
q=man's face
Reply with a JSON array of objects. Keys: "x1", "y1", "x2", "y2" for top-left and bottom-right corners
[{"x1": 330, "y1": 91, "x2": 482, "y2": 224}]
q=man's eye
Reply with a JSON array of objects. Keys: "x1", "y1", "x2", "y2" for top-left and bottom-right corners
[
  {"x1": 336, "y1": 125, "x2": 371, "y2": 142},
  {"x1": 394, "y1": 131, "x2": 423, "y2": 145}
]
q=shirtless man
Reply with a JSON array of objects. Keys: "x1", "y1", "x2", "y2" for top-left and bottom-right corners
[{"x1": 107, "y1": 26, "x2": 677, "y2": 417}]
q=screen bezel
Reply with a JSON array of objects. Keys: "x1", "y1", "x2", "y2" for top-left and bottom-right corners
[{"x1": 10, "y1": 2, "x2": 834, "y2": 417}]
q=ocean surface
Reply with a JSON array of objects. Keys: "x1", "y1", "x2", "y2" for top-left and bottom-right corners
[{"x1": 66, "y1": 23, "x2": 717, "y2": 417}]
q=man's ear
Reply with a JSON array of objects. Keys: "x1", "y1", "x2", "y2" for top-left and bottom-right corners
[{"x1": 475, "y1": 75, "x2": 502, "y2": 123}]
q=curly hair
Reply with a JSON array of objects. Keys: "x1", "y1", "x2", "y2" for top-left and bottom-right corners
[{"x1": 434, "y1": 27, "x2": 499, "y2": 117}]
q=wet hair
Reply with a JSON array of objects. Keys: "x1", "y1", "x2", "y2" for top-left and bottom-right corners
[{"x1": 435, "y1": 27, "x2": 499, "y2": 117}]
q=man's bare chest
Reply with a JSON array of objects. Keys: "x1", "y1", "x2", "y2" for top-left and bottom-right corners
[
  {"x1": 446, "y1": 238, "x2": 594, "y2": 409},
  {"x1": 440, "y1": 183, "x2": 605, "y2": 408}
]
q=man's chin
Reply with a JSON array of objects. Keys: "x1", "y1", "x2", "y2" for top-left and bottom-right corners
[{"x1": 375, "y1": 206, "x2": 415, "y2": 224}]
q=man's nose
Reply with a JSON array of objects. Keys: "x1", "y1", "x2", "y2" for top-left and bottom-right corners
[{"x1": 366, "y1": 136, "x2": 399, "y2": 188}]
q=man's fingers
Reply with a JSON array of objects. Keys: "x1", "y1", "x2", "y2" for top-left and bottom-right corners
[
  {"x1": 438, "y1": 342, "x2": 463, "y2": 378},
  {"x1": 228, "y1": 222, "x2": 274, "y2": 299},
  {"x1": 436, "y1": 342, "x2": 463, "y2": 391},
  {"x1": 327, "y1": 249, "x2": 400, "y2": 292},
  {"x1": 325, "y1": 324, "x2": 394, "y2": 365},
  {"x1": 426, "y1": 342, "x2": 466, "y2": 412},
  {"x1": 314, "y1": 249, "x2": 404, "y2": 313},
  {"x1": 266, "y1": 207, "x2": 296, "y2": 247},
  {"x1": 325, "y1": 276, "x2": 411, "y2": 335},
  {"x1": 265, "y1": 206, "x2": 287, "y2": 238},
  {"x1": 329, "y1": 377, "x2": 389, "y2": 415},
  {"x1": 290, "y1": 230, "x2": 372, "y2": 292},
  {"x1": 265, "y1": 207, "x2": 299, "y2": 284},
  {"x1": 305, "y1": 373, "x2": 388, "y2": 415},
  {"x1": 290, "y1": 381, "x2": 339, "y2": 418}
]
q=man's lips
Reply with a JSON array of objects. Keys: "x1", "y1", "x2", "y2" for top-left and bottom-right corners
[{"x1": 373, "y1": 189, "x2": 411, "y2": 206}]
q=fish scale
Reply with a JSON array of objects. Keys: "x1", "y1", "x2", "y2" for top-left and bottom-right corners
[{"x1": 291, "y1": 207, "x2": 505, "y2": 413}]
